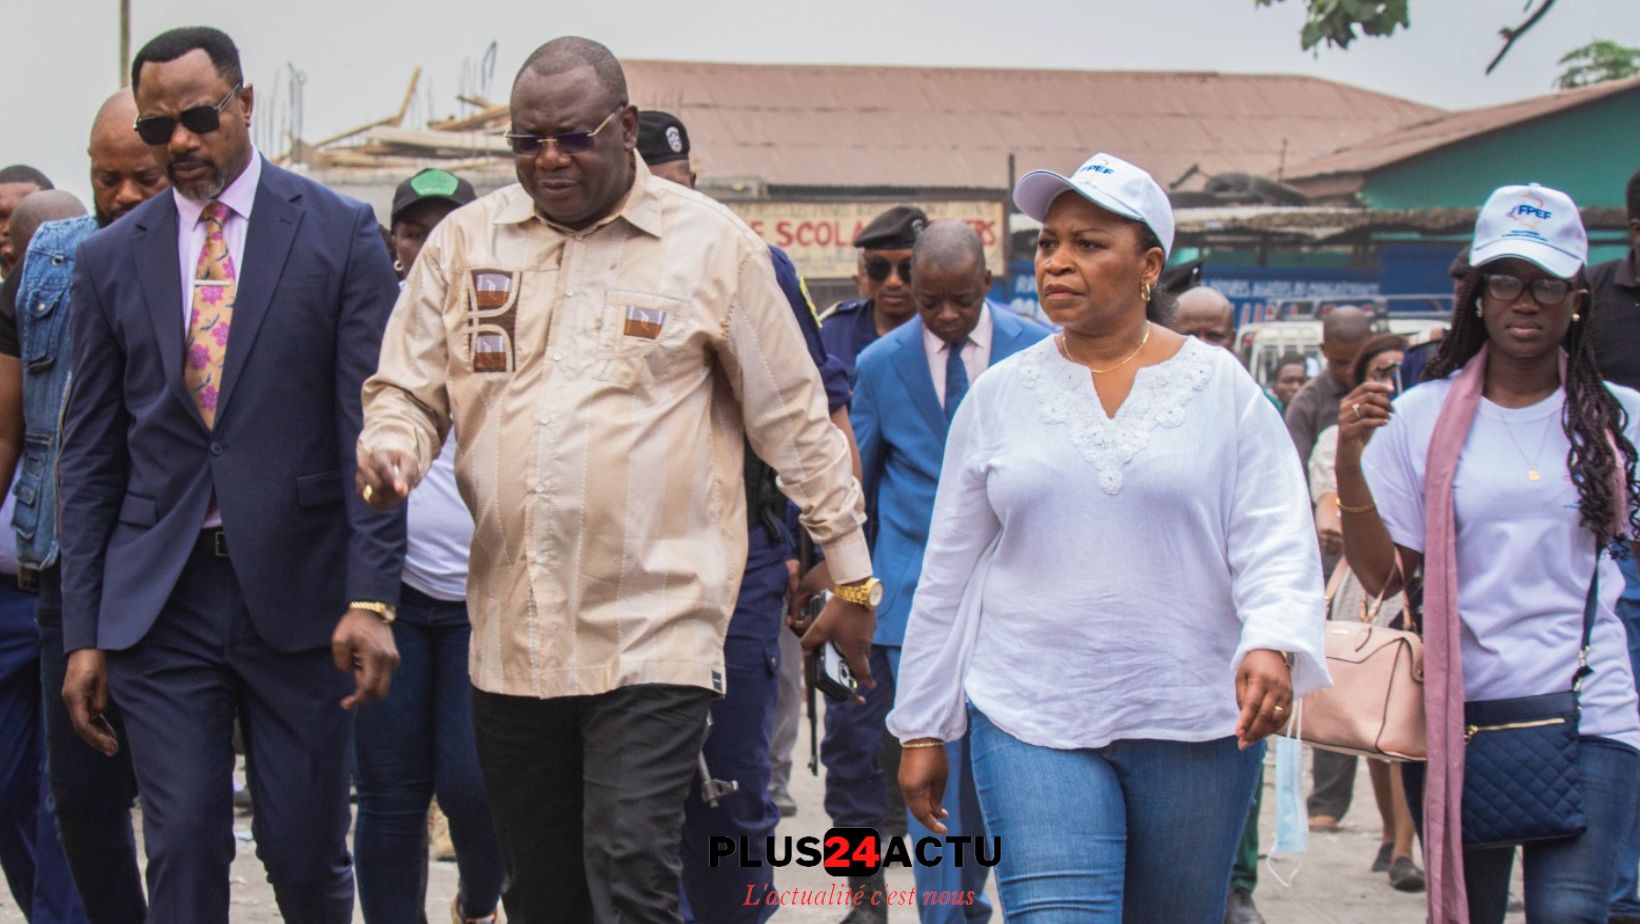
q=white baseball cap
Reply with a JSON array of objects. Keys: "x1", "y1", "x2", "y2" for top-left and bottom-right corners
[
  {"x1": 1012, "y1": 153, "x2": 1175, "y2": 256},
  {"x1": 1469, "y1": 183, "x2": 1587, "y2": 279}
]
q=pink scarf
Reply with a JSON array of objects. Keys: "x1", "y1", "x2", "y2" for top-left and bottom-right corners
[{"x1": 1420, "y1": 345, "x2": 1625, "y2": 923}]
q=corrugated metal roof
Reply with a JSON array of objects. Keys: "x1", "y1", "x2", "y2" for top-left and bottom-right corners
[
  {"x1": 621, "y1": 60, "x2": 1443, "y2": 192},
  {"x1": 1284, "y1": 76, "x2": 1640, "y2": 183}
]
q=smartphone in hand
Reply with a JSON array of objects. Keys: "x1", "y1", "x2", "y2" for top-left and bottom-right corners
[{"x1": 811, "y1": 641, "x2": 859, "y2": 703}]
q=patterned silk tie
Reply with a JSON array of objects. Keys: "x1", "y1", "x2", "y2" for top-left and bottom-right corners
[
  {"x1": 185, "y1": 201, "x2": 236, "y2": 427},
  {"x1": 944, "y1": 340, "x2": 969, "y2": 423}
]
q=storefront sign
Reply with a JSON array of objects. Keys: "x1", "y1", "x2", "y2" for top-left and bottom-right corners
[{"x1": 729, "y1": 201, "x2": 1007, "y2": 280}]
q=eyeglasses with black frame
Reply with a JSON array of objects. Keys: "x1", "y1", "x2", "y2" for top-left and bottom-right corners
[
  {"x1": 1482, "y1": 273, "x2": 1577, "y2": 308},
  {"x1": 504, "y1": 106, "x2": 624, "y2": 158},
  {"x1": 133, "y1": 83, "x2": 243, "y2": 146},
  {"x1": 864, "y1": 258, "x2": 912, "y2": 284}
]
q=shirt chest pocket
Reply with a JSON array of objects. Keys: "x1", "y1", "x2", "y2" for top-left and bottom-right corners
[
  {"x1": 20, "y1": 273, "x2": 71, "y2": 372},
  {"x1": 592, "y1": 290, "x2": 692, "y2": 388}
]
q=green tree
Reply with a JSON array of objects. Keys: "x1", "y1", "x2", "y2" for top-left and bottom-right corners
[
  {"x1": 1555, "y1": 40, "x2": 1640, "y2": 89},
  {"x1": 1252, "y1": 0, "x2": 1410, "y2": 52},
  {"x1": 1256, "y1": 0, "x2": 1561, "y2": 73}
]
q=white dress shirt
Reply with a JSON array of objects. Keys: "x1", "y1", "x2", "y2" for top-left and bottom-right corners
[
  {"x1": 922, "y1": 303, "x2": 994, "y2": 406},
  {"x1": 886, "y1": 336, "x2": 1329, "y2": 748},
  {"x1": 174, "y1": 149, "x2": 261, "y2": 528}
]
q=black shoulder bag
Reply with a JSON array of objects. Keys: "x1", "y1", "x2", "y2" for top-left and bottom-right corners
[{"x1": 1459, "y1": 549, "x2": 1599, "y2": 848}]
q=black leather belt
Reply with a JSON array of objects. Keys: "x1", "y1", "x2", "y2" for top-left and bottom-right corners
[{"x1": 193, "y1": 528, "x2": 230, "y2": 559}]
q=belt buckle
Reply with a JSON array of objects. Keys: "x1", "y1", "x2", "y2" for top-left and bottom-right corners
[
  {"x1": 213, "y1": 532, "x2": 229, "y2": 558},
  {"x1": 17, "y1": 568, "x2": 38, "y2": 592}
]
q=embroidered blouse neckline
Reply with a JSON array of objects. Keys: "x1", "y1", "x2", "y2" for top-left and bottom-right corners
[{"x1": 1019, "y1": 336, "x2": 1214, "y2": 495}]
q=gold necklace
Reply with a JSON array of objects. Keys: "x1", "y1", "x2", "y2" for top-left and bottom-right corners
[
  {"x1": 1499, "y1": 414, "x2": 1555, "y2": 482},
  {"x1": 1059, "y1": 323, "x2": 1151, "y2": 375}
]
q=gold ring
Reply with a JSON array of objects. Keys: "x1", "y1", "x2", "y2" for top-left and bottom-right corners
[
  {"x1": 363, "y1": 484, "x2": 374, "y2": 502},
  {"x1": 1273, "y1": 705, "x2": 1287, "y2": 715}
]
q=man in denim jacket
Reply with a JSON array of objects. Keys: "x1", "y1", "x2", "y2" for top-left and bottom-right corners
[{"x1": 0, "y1": 88, "x2": 167, "y2": 923}]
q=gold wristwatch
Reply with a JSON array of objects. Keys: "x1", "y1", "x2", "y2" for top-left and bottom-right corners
[
  {"x1": 832, "y1": 577, "x2": 883, "y2": 608},
  {"x1": 349, "y1": 601, "x2": 398, "y2": 624}
]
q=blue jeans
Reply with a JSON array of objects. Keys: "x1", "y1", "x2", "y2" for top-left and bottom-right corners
[
  {"x1": 0, "y1": 579, "x2": 89, "y2": 924},
  {"x1": 967, "y1": 706, "x2": 1262, "y2": 923},
  {"x1": 354, "y1": 584, "x2": 504, "y2": 923},
  {"x1": 1405, "y1": 736, "x2": 1640, "y2": 924},
  {"x1": 1612, "y1": 552, "x2": 1640, "y2": 918}
]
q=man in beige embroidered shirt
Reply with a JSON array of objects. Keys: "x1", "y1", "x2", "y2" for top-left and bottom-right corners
[{"x1": 356, "y1": 37, "x2": 879, "y2": 924}]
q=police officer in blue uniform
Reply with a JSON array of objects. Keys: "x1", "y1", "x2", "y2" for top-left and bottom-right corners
[
  {"x1": 638, "y1": 111, "x2": 855, "y2": 924},
  {"x1": 818, "y1": 206, "x2": 928, "y2": 381}
]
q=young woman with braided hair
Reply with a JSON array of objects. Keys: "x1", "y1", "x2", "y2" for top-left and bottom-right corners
[{"x1": 1337, "y1": 183, "x2": 1640, "y2": 924}]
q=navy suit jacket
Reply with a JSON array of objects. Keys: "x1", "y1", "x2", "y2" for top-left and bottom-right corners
[
  {"x1": 59, "y1": 160, "x2": 405, "y2": 653},
  {"x1": 852, "y1": 307, "x2": 1047, "y2": 647}
]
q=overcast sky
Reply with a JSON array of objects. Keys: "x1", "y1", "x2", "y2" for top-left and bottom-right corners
[{"x1": 6, "y1": 0, "x2": 1637, "y2": 202}]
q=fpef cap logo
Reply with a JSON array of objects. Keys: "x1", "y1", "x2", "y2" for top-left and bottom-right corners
[
  {"x1": 1078, "y1": 159, "x2": 1116, "y2": 176},
  {"x1": 1470, "y1": 182, "x2": 1587, "y2": 280},
  {"x1": 1507, "y1": 192, "x2": 1552, "y2": 227}
]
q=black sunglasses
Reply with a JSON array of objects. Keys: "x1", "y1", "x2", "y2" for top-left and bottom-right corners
[
  {"x1": 1482, "y1": 273, "x2": 1576, "y2": 308},
  {"x1": 133, "y1": 83, "x2": 242, "y2": 145},
  {"x1": 504, "y1": 107, "x2": 623, "y2": 157},
  {"x1": 864, "y1": 258, "x2": 912, "y2": 284}
]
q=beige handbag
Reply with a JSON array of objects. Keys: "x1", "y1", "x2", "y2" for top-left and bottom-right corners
[{"x1": 1282, "y1": 559, "x2": 1427, "y2": 762}]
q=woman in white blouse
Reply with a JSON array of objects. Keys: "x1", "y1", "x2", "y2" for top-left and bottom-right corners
[{"x1": 887, "y1": 153, "x2": 1328, "y2": 923}]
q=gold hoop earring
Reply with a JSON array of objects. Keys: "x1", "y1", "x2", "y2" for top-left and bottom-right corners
[{"x1": 1140, "y1": 281, "x2": 1153, "y2": 302}]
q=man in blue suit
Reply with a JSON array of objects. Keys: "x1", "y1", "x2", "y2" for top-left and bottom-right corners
[
  {"x1": 57, "y1": 27, "x2": 405, "y2": 923},
  {"x1": 825, "y1": 222, "x2": 1045, "y2": 923}
]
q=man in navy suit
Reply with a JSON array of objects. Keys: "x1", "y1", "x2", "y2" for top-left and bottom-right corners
[
  {"x1": 57, "y1": 27, "x2": 404, "y2": 923},
  {"x1": 824, "y1": 222, "x2": 1045, "y2": 922}
]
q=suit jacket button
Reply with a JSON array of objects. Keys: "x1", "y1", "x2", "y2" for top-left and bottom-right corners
[{"x1": 209, "y1": 442, "x2": 224, "y2": 456}]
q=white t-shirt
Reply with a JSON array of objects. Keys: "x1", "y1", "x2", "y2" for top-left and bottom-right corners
[
  {"x1": 402, "y1": 422, "x2": 473, "y2": 602},
  {"x1": 1363, "y1": 377, "x2": 1640, "y2": 749},
  {"x1": 887, "y1": 336, "x2": 1330, "y2": 749},
  {"x1": 0, "y1": 480, "x2": 17, "y2": 576}
]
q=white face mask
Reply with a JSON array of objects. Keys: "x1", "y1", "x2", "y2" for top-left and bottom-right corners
[{"x1": 1266, "y1": 733, "x2": 1309, "y2": 886}]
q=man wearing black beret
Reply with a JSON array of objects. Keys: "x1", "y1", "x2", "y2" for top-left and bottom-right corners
[
  {"x1": 637, "y1": 110, "x2": 695, "y2": 186},
  {"x1": 819, "y1": 205, "x2": 928, "y2": 381}
]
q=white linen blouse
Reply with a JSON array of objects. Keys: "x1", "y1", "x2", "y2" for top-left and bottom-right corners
[{"x1": 886, "y1": 335, "x2": 1330, "y2": 749}]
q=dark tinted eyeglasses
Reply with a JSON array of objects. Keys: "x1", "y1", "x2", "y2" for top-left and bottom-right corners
[
  {"x1": 504, "y1": 107, "x2": 622, "y2": 157},
  {"x1": 864, "y1": 258, "x2": 912, "y2": 284},
  {"x1": 133, "y1": 84, "x2": 242, "y2": 145},
  {"x1": 1483, "y1": 273, "x2": 1575, "y2": 307}
]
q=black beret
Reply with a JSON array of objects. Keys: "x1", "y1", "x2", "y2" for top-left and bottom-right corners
[
  {"x1": 637, "y1": 111, "x2": 690, "y2": 166},
  {"x1": 853, "y1": 205, "x2": 928, "y2": 250}
]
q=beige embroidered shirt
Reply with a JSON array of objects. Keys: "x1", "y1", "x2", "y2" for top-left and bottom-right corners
[{"x1": 360, "y1": 161, "x2": 869, "y2": 698}]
